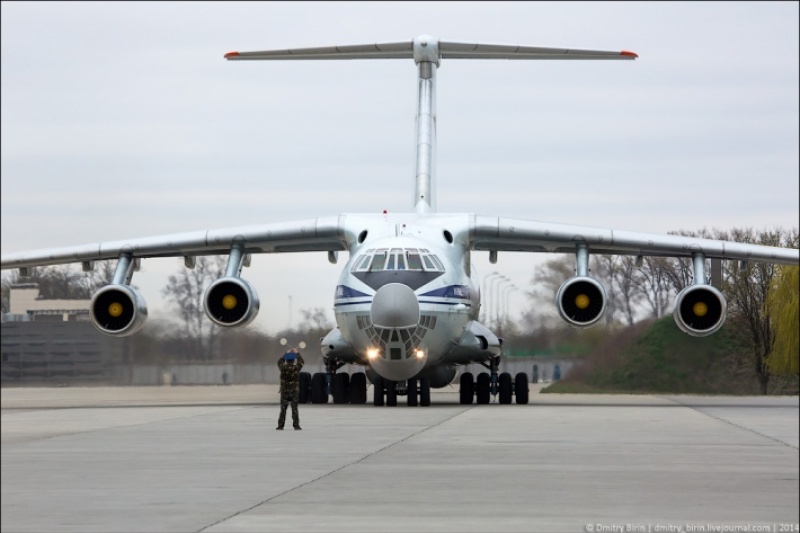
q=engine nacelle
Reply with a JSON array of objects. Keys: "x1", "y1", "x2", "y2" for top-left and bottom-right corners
[
  {"x1": 90, "y1": 284, "x2": 148, "y2": 337},
  {"x1": 321, "y1": 327, "x2": 353, "y2": 359},
  {"x1": 204, "y1": 276, "x2": 260, "y2": 327},
  {"x1": 673, "y1": 284, "x2": 727, "y2": 337},
  {"x1": 556, "y1": 276, "x2": 607, "y2": 328}
]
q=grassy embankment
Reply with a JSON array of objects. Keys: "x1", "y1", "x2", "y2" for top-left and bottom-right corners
[{"x1": 541, "y1": 317, "x2": 783, "y2": 395}]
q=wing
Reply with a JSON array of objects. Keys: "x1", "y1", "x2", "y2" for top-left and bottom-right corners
[
  {"x1": 0, "y1": 216, "x2": 348, "y2": 270},
  {"x1": 469, "y1": 215, "x2": 799, "y2": 266}
]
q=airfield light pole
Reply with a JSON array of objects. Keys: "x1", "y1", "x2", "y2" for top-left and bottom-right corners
[
  {"x1": 501, "y1": 284, "x2": 518, "y2": 335},
  {"x1": 483, "y1": 272, "x2": 501, "y2": 325},
  {"x1": 491, "y1": 275, "x2": 509, "y2": 331},
  {"x1": 486, "y1": 274, "x2": 499, "y2": 327},
  {"x1": 494, "y1": 277, "x2": 511, "y2": 333}
]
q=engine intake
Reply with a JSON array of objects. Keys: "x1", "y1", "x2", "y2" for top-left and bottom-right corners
[
  {"x1": 556, "y1": 276, "x2": 606, "y2": 327},
  {"x1": 204, "y1": 276, "x2": 260, "y2": 327},
  {"x1": 674, "y1": 285, "x2": 727, "y2": 337},
  {"x1": 90, "y1": 284, "x2": 148, "y2": 337}
]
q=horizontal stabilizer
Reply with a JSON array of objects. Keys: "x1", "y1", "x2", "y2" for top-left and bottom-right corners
[
  {"x1": 225, "y1": 41, "x2": 413, "y2": 61},
  {"x1": 225, "y1": 36, "x2": 637, "y2": 61},
  {"x1": 440, "y1": 41, "x2": 637, "y2": 60}
]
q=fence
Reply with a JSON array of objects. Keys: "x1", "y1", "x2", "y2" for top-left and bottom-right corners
[{"x1": 2, "y1": 322, "x2": 576, "y2": 386}]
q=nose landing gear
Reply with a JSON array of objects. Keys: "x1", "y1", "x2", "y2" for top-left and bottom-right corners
[{"x1": 372, "y1": 376, "x2": 431, "y2": 407}]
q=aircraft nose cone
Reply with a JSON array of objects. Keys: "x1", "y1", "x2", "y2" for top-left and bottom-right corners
[{"x1": 371, "y1": 283, "x2": 420, "y2": 329}]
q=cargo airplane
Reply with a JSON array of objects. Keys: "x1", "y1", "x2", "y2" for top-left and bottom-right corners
[{"x1": 2, "y1": 36, "x2": 798, "y2": 406}]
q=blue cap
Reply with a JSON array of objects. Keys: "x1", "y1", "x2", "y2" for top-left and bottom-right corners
[{"x1": 283, "y1": 352, "x2": 297, "y2": 361}]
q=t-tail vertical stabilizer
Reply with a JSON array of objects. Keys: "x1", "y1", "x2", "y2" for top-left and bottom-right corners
[{"x1": 225, "y1": 36, "x2": 637, "y2": 213}]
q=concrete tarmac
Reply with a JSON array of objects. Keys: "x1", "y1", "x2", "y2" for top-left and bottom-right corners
[{"x1": 2, "y1": 385, "x2": 798, "y2": 533}]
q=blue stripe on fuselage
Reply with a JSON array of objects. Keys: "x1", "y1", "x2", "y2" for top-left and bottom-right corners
[
  {"x1": 419, "y1": 285, "x2": 471, "y2": 299},
  {"x1": 334, "y1": 284, "x2": 471, "y2": 308}
]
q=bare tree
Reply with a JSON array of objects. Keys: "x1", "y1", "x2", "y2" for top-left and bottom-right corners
[
  {"x1": 1, "y1": 260, "x2": 117, "y2": 307},
  {"x1": 2, "y1": 265, "x2": 88, "y2": 299},
  {"x1": 632, "y1": 256, "x2": 675, "y2": 319},
  {"x1": 521, "y1": 256, "x2": 574, "y2": 331},
  {"x1": 593, "y1": 255, "x2": 639, "y2": 326},
  {"x1": 298, "y1": 307, "x2": 333, "y2": 331},
  {"x1": 84, "y1": 260, "x2": 118, "y2": 293},
  {"x1": 718, "y1": 227, "x2": 794, "y2": 394},
  {"x1": 161, "y1": 255, "x2": 227, "y2": 360}
]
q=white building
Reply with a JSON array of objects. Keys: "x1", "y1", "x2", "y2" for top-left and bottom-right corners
[{"x1": 5, "y1": 284, "x2": 90, "y2": 322}]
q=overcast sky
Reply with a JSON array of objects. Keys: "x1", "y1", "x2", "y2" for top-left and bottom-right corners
[{"x1": 2, "y1": 1, "x2": 798, "y2": 335}]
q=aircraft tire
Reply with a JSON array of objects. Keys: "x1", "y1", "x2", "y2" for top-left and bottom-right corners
[
  {"x1": 476, "y1": 373, "x2": 491, "y2": 404},
  {"x1": 373, "y1": 375, "x2": 385, "y2": 406},
  {"x1": 333, "y1": 373, "x2": 350, "y2": 404},
  {"x1": 386, "y1": 380, "x2": 398, "y2": 407},
  {"x1": 350, "y1": 373, "x2": 367, "y2": 404},
  {"x1": 515, "y1": 372, "x2": 529, "y2": 404},
  {"x1": 407, "y1": 379, "x2": 418, "y2": 406},
  {"x1": 498, "y1": 372, "x2": 513, "y2": 404},
  {"x1": 419, "y1": 377, "x2": 431, "y2": 407},
  {"x1": 311, "y1": 373, "x2": 328, "y2": 404},
  {"x1": 298, "y1": 372, "x2": 311, "y2": 404},
  {"x1": 459, "y1": 372, "x2": 474, "y2": 404}
]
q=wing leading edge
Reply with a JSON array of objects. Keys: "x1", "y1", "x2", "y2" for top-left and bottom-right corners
[
  {"x1": 0, "y1": 216, "x2": 348, "y2": 270},
  {"x1": 469, "y1": 215, "x2": 799, "y2": 266}
]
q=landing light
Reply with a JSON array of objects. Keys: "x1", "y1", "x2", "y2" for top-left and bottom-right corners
[
  {"x1": 367, "y1": 348, "x2": 380, "y2": 360},
  {"x1": 414, "y1": 349, "x2": 425, "y2": 359}
]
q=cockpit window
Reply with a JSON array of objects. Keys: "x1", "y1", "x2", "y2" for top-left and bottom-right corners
[
  {"x1": 390, "y1": 248, "x2": 405, "y2": 270},
  {"x1": 355, "y1": 255, "x2": 371, "y2": 270},
  {"x1": 351, "y1": 247, "x2": 445, "y2": 273},
  {"x1": 406, "y1": 251, "x2": 422, "y2": 270},
  {"x1": 369, "y1": 249, "x2": 388, "y2": 272}
]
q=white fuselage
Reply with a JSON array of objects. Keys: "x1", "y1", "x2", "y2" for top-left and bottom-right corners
[{"x1": 332, "y1": 213, "x2": 480, "y2": 381}]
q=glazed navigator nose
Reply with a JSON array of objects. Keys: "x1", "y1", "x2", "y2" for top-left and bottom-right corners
[{"x1": 370, "y1": 283, "x2": 420, "y2": 329}]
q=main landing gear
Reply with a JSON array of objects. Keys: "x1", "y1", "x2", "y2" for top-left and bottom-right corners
[
  {"x1": 459, "y1": 356, "x2": 529, "y2": 405},
  {"x1": 299, "y1": 357, "x2": 369, "y2": 405},
  {"x1": 300, "y1": 371, "x2": 369, "y2": 404},
  {"x1": 297, "y1": 357, "x2": 529, "y2": 406}
]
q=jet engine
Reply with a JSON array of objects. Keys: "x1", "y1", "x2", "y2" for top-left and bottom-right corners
[
  {"x1": 204, "y1": 276, "x2": 260, "y2": 327},
  {"x1": 90, "y1": 284, "x2": 148, "y2": 337},
  {"x1": 673, "y1": 284, "x2": 727, "y2": 337},
  {"x1": 556, "y1": 276, "x2": 607, "y2": 328}
]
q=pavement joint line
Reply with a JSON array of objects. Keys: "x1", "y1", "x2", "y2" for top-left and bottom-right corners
[
  {"x1": 659, "y1": 395, "x2": 799, "y2": 450},
  {"x1": 195, "y1": 405, "x2": 475, "y2": 533}
]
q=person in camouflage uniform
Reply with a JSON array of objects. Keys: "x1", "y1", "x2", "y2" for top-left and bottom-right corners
[{"x1": 277, "y1": 348, "x2": 304, "y2": 430}]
